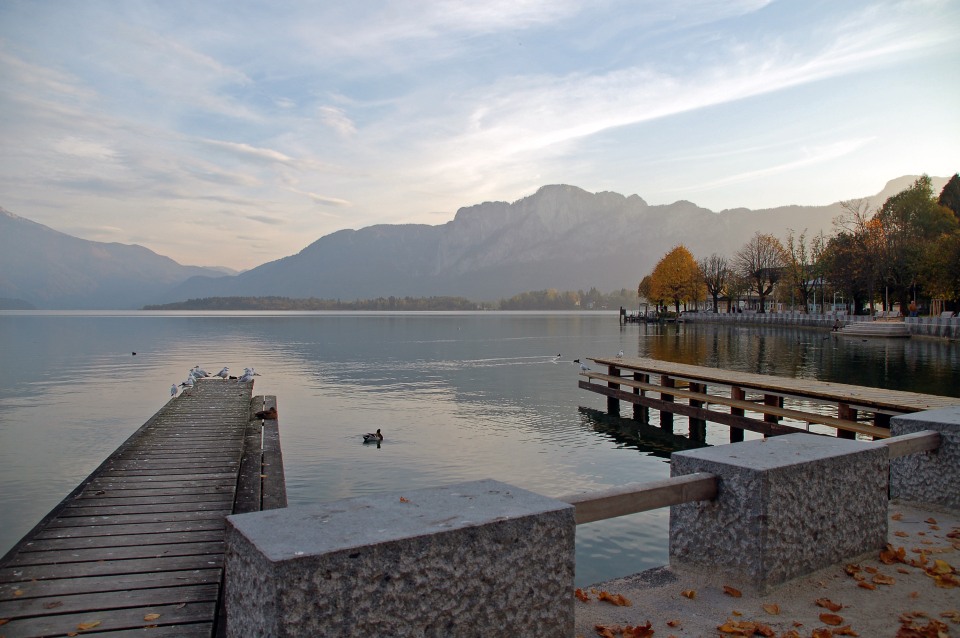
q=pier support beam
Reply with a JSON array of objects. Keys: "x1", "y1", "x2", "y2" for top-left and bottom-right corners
[
  {"x1": 837, "y1": 403, "x2": 857, "y2": 439},
  {"x1": 224, "y1": 479, "x2": 574, "y2": 637},
  {"x1": 660, "y1": 375, "x2": 675, "y2": 431},
  {"x1": 729, "y1": 386, "x2": 745, "y2": 442},
  {"x1": 632, "y1": 372, "x2": 648, "y2": 423},
  {"x1": 669, "y1": 433, "x2": 887, "y2": 593}
]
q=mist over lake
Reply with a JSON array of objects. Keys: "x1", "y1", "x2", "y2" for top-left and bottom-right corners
[{"x1": 1, "y1": 311, "x2": 957, "y2": 585}]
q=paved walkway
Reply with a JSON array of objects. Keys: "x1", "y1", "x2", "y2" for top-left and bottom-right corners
[{"x1": 575, "y1": 502, "x2": 959, "y2": 637}]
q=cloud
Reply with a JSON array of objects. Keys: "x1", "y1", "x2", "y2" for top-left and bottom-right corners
[
  {"x1": 199, "y1": 139, "x2": 297, "y2": 166},
  {"x1": 318, "y1": 106, "x2": 356, "y2": 136}
]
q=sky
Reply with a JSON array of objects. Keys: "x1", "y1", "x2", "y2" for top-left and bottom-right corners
[{"x1": 1, "y1": 1, "x2": 958, "y2": 271}]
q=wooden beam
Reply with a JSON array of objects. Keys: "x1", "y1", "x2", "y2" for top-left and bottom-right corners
[
  {"x1": 880, "y1": 430, "x2": 941, "y2": 458},
  {"x1": 559, "y1": 472, "x2": 718, "y2": 525}
]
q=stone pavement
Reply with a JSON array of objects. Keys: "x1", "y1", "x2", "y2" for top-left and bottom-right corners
[{"x1": 574, "y1": 501, "x2": 959, "y2": 638}]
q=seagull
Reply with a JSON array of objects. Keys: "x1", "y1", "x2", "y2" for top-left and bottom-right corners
[
  {"x1": 579, "y1": 361, "x2": 591, "y2": 372},
  {"x1": 363, "y1": 429, "x2": 384, "y2": 443},
  {"x1": 180, "y1": 376, "x2": 195, "y2": 388},
  {"x1": 617, "y1": 349, "x2": 624, "y2": 359},
  {"x1": 238, "y1": 371, "x2": 255, "y2": 383},
  {"x1": 170, "y1": 384, "x2": 178, "y2": 397},
  {"x1": 193, "y1": 366, "x2": 210, "y2": 377},
  {"x1": 216, "y1": 367, "x2": 229, "y2": 380}
]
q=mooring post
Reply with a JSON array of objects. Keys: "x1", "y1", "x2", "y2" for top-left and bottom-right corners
[
  {"x1": 729, "y1": 386, "x2": 746, "y2": 442},
  {"x1": 660, "y1": 375, "x2": 675, "y2": 431},
  {"x1": 838, "y1": 403, "x2": 858, "y2": 439},
  {"x1": 607, "y1": 364, "x2": 620, "y2": 416}
]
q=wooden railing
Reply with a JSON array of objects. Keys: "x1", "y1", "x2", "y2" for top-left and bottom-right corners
[{"x1": 557, "y1": 430, "x2": 941, "y2": 525}]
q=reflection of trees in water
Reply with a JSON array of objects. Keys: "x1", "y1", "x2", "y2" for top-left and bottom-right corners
[
  {"x1": 632, "y1": 323, "x2": 959, "y2": 399},
  {"x1": 578, "y1": 407, "x2": 707, "y2": 460}
]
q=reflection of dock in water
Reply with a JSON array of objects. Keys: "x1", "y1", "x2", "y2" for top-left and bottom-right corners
[{"x1": 578, "y1": 407, "x2": 708, "y2": 459}]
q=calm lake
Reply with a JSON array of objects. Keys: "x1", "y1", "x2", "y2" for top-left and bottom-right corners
[{"x1": 1, "y1": 311, "x2": 958, "y2": 586}]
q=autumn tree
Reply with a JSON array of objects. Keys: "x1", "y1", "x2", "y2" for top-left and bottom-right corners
[
  {"x1": 783, "y1": 229, "x2": 821, "y2": 312},
  {"x1": 734, "y1": 232, "x2": 786, "y2": 313},
  {"x1": 938, "y1": 173, "x2": 960, "y2": 221},
  {"x1": 697, "y1": 253, "x2": 729, "y2": 313},
  {"x1": 874, "y1": 175, "x2": 959, "y2": 309},
  {"x1": 649, "y1": 245, "x2": 703, "y2": 314}
]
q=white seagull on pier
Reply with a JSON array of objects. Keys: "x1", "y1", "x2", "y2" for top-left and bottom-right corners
[
  {"x1": 170, "y1": 383, "x2": 178, "y2": 397},
  {"x1": 180, "y1": 376, "x2": 194, "y2": 388},
  {"x1": 216, "y1": 367, "x2": 229, "y2": 379},
  {"x1": 617, "y1": 349, "x2": 624, "y2": 359},
  {"x1": 238, "y1": 370, "x2": 255, "y2": 383}
]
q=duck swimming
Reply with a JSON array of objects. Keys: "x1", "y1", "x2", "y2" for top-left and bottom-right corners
[{"x1": 362, "y1": 428, "x2": 383, "y2": 443}]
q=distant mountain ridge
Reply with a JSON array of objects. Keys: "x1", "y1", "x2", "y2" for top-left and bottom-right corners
[
  {"x1": 2, "y1": 176, "x2": 947, "y2": 308},
  {"x1": 0, "y1": 207, "x2": 231, "y2": 309}
]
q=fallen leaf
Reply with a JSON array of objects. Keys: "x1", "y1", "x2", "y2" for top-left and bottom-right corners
[
  {"x1": 723, "y1": 585, "x2": 742, "y2": 598},
  {"x1": 910, "y1": 591, "x2": 919, "y2": 598},
  {"x1": 597, "y1": 590, "x2": 631, "y2": 606},
  {"x1": 863, "y1": 565, "x2": 878, "y2": 574},
  {"x1": 575, "y1": 588, "x2": 590, "y2": 602},
  {"x1": 879, "y1": 544, "x2": 906, "y2": 565},
  {"x1": 897, "y1": 567, "x2": 911, "y2": 574},
  {"x1": 77, "y1": 620, "x2": 102, "y2": 631},
  {"x1": 731, "y1": 610, "x2": 742, "y2": 616},
  {"x1": 940, "y1": 610, "x2": 960, "y2": 622},
  {"x1": 717, "y1": 619, "x2": 774, "y2": 636},
  {"x1": 815, "y1": 598, "x2": 843, "y2": 612},
  {"x1": 844, "y1": 564, "x2": 861, "y2": 576},
  {"x1": 399, "y1": 497, "x2": 410, "y2": 503},
  {"x1": 819, "y1": 612, "x2": 844, "y2": 626},
  {"x1": 0, "y1": 618, "x2": 10, "y2": 626},
  {"x1": 143, "y1": 613, "x2": 161, "y2": 621},
  {"x1": 594, "y1": 624, "x2": 618, "y2": 638},
  {"x1": 762, "y1": 603, "x2": 781, "y2": 615},
  {"x1": 930, "y1": 525, "x2": 941, "y2": 531},
  {"x1": 622, "y1": 621, "x2": 654, "y2": 637},
  {"x1": 667, "y1": 619, "x2": 681, "y2": 627},
  {"x1": 892, "y1": 512, "x2": 903, "y2": 520},
  {"x1": 831, "y1": 626, "x2": 859, "y2": 636},
  {"x1": 928, "y1": 559, "x2": 954, "y2": 575},
  {"x1": 895, "y1": 531, "x2": 910, "y2": 537},
  {"x1": 781, "y1": 632, "x2": 802, "y2": 638},
  {"x1": 13, "y1": 589, "x2": 23, "y2": 597},
  {"x1": 925, "y1": 517, "x2": 938, "y2": 524},
  {"x1": 872, "y1": 573, "x2": 896, "y2": 585},
  {"x1": 857, "y1": 581, "x2": 877, "y2": 590},
  {"x1": 680, "y1": 589, "x2": 696, "y2": 599}
]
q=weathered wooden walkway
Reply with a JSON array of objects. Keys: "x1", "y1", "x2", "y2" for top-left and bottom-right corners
[
  {"x1": 581, "y1": 356, "x2": 959, "y2": 442},
  {"x1": 0, "y1": 380, "x2": 285, "y2": 638}
]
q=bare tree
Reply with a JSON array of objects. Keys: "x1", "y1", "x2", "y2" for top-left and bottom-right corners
[
  {"x1": 735, "y1": 232, "x2": 786, "y2": 313},
  {"x1": 784, "y1": 229, "x2": 820, "y2": 312},
  {"x1": 697, "y1": 253, "x2": 728, "y2": 313}
]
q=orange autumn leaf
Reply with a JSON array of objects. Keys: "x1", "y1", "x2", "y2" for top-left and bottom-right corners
[
  {"x1": 575, "y1": 588, "x2": 590, "y2": 602},
  {"x1": 594, "y1": 624, "x2": 618, "y2": 638},
  {"x1": 780, "y1": 632, "x2": 802, "y2": 638},
  {"x1": 933, "y1": 573, "x2": 959, "y2": 588},
  {"x1": 844, "y1": 564, "x2": 861, "y2": 576},
  {"x1": 832, "y1": 626, "x2": 859, "y2": 636},
  {"x1": 0, "y1": 618, "x2": 9, "y2": 626},
  {"x1": 761, "y1": 603, "x2": 781, "y2": 615},
  {"x1": 13, "y1": 589, "x2": 23, "y2": 596},
  {"x1": 597, "y1": 590, "x2": 631, "y2": 606},
  {"x1": 872, "y1": 573, "x2": 896, "y2": 585},
  {"x1": 723, "y1": 584, "x2": 742, "y2": 598},
  {"x1": 925, "y1": 517, "x2": 937, "y2": 524},
  {"x1": 863, "y1": 565, "x2": 878, "y2": 574},
  {"x1": 680, "y1": 589, "x2": 696, "y2": 599},
  {"x1": 928, "y1": 559, "x2": 954, "y2": 575},
  {"x1": 666, "y1": 619, "x2": 681, "y2": 627},
  {"x1": 399, "y1": 497, "x2": 410, "y2": 503},
  {"x1": 940, "y1": 610, "x2": 960, "y2": 622},
  {"x1": 879, "y1": 544, "x2": 906, "y2": 564},
  {"x1": 857, "y1": 581, "x2": 877, "y2": 590},
  {"x1": 892, "y1": 512, "x2": 903, "y2": 520},
  {"x1": 622, "y1": 621, "x2": 654, "y2": 638},
  {"x1": 815, "y1": 598, "x2": 843, "y2": 612},
  {"x1": 77, "y1": 621, "x2": 102, "y2": 631},
  {"x1": 143, "y1": 613, "x2": 161, "y2": 621},
  {"x1": 717, "y1": 620, "x2": 774, "y2": 636},
  {"x1": 819, "y1": 613, "x2": 844, "y2": 626},
  {"x1": 895, "y1": 531, "x2": 909, "y2": 537}
]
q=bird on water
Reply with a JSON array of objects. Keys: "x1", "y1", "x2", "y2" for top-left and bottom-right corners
[{"x1": 363, "y1": 429, "x2": 384, "y2": 443}]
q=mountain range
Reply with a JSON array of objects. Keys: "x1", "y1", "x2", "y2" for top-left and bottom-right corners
[{"x1": 0, "y1": 176, "x2": 946, "y2": 309}]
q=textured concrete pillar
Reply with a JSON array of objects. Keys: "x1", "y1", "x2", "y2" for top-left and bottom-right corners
[
  {"x1": 224, "y1": 479, "x2": 574, "y2": 637},
  {"x1": 890, "y1": 406, "x2": 960, "y2": 509},
  {"x1": 669, "y1": 433, "x2": 887, "y2": 593}
]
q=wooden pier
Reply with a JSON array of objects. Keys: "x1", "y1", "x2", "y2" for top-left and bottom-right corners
[
  {"x1": 580, "y1": 356, "x2": 959, "y2": 442},
  {"x1": 0, "y1": 380, "x2": 285, "y2": 638}
]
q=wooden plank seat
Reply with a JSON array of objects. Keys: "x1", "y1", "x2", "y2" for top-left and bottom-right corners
[{"x1": 581, "y1": 370, "x2": 891, "y2": 439}]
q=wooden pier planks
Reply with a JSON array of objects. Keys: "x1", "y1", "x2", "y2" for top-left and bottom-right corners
[{"x1": 0, "y1": 380, "x2": 278, "y2": 638}]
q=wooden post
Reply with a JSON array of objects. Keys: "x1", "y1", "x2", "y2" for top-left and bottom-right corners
[
  {"x1": 633, "y1": 372, "x2": 649, "y2": 423},
  {"x1": 730, "y1": 386, "x2": 745, "y2": 442},
  {"x1": 764, "y1": 394, "x2": 781, "y2": 424},
  {"x1": 689, "y1": 382, "x2": 706, "y2": 441},
  {"x1": 838, "y1": 403, "x2": 857, "y2": 439},
  {"x1": 660, "y1": 375, "x2": 675, "y2": 431},
  {"x1": 607, "y1": 365, "x2": 620, "y2": 416}
]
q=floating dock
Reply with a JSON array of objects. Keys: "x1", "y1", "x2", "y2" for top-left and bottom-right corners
[
  {"x1": 0, "y1": 380, "x2": 285, "y2": 638},
  {"x1": 580, "y1": 356, "x2": 960, "y2": 441}
]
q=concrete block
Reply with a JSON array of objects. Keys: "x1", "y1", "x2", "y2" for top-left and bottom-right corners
[
  {"x1": 891, "y1": 406, "x2": 960, "y2": 509},
  {"x1": 224, "y1": 479, "x2": 574, "y2": 637},
  {"x1": 669, "y1": 433, "x2": 887, "y2": 592}
]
